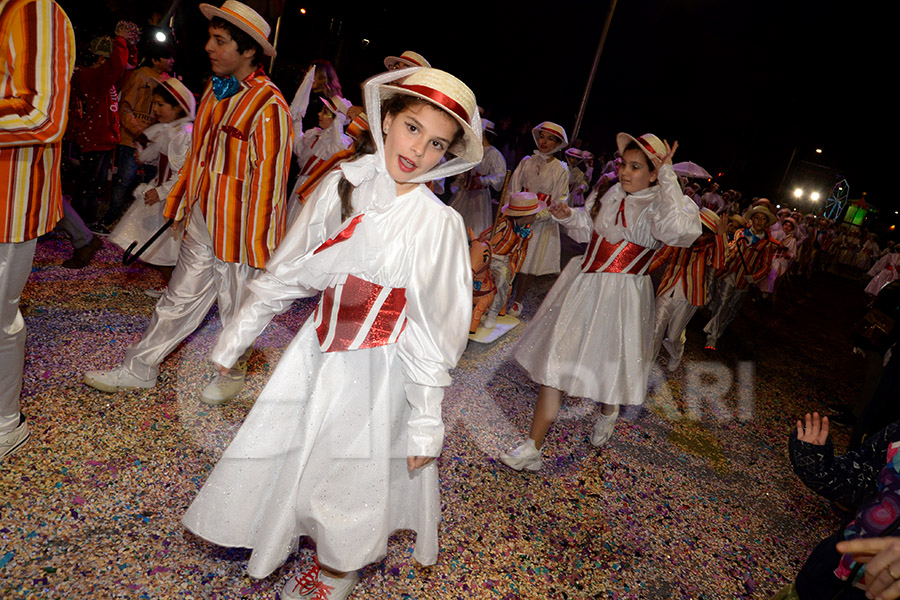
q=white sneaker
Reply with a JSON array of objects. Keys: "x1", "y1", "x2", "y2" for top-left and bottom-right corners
[
  {"x1": 663, "y1": 340, "x2": 681, "y2": 371},
  {"x1": 482, "y1": 313, "x2": 498, "y2": 329},
  {"x1": 282, "y1": 563, "x2": 359, "y2": 600},
  {"x1": 0, "y1": 414, "x2": 29, "y2": 462},
  {"x1": 499, "y1": 439, "x2": 542, "y2": 472},
  {"x1": 144, "y1": 287, "x2": 166, "y2": 299},
  {"x1": 507, "y1": 302, "x2": 522, "y2": 317},
  {"x1": 83, "y1": 365, "x2": 156, "y2": 392},
  {"x1": 591, "y1": 405, "x2": 620, "y2": 447},
  {"x1": 199, "y1": 373, "x2": 245, "y2": 406}
]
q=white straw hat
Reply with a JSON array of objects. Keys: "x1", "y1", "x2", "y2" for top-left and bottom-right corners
[
  {"x1": 616, "y1": 132, "x2": 666, "y2": 166},
  {"x1": 502, "y1": 191, "x2": 546, "y2": 217},
  {"x1": 384, "y1": 50, "x2": 431, "y2": 70},
  {"x1": 531, "y1": 121, "x2": 568, "y2": 152},
  {"x1": 321, "y1": 95, "x2": 351, "y2": 116},
  {"x1": 200, "y1": 1, "x2": 276, "y2": 57},
  {"x1": 378, "y1": 68, "x2": 482, "y2": 163},
  {"x1": 156, "y1": 77, "x2": 196, "y2": 119}
]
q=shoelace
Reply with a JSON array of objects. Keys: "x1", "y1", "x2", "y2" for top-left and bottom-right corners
[
  {"x1": 288, "y1": 562, "x2": 320, "y2": 595},
  {"x1": 311, "y1": 581, "x2": 335, "y2": 599}
]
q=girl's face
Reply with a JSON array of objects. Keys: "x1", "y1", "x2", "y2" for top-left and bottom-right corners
[
  {"x1": 617, "y1": 148, "x2": 657, "y2": 193},
  {"x1": 536, "y1": 130, "x2": 561, "y2": 154},
  {"x1": 312, "y1": 69, "x2": 327, "y2": 93},
  {"x1": 318, "y1": 105, "x2": 335, "y2": 129},
  {"x1": 783, "y1": 221, "x2": 795, "y2": 234},
  {"x1": 382, "y1": 102, "x2": 458, "y2": 194},
  {"x1": 150, "y1": 96, "x2": 181, "y2": 123}
]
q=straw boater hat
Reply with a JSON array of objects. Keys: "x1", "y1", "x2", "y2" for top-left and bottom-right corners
[
  {"x1": 378, "y1": 68, "x2": 482, "y2": 163},
  {"x1": 384, "y1": 50, "x2": 431, "y2": 70},
  {"x1": 743, "y1": 204, "x2": 777, "y2": 227},
  {"x1": 564, "y1": 148, "x2": 585, "y2": 162},
  {"x1": 502, "y1": 192, "x2": 545, "y2": 217},
  {"x1": 616, "y1": 132, "x2": 666, "y2": 166},
  {"x1": 699, "y1": 207, "x2": 719, "y2": 232},
  {"x1": 200, "y1": 0, "x2": 277, "y2": 57},
  {"x1": 157, "y1": 77, "x2": 196, "y2": 119},
  {"x1": 531, "y1": 121, "x2": 568, "y2": 150},
  {"x1": 345, "y1": 111, "x2": 369, "y2": 139},
  {"x1": 729, "y1": 214, "x2": 746, "y2": 228},
  {"x1": 481, "y1": 118, "x2": 496, "y2": 136},
  {"x1": 321, "y1": 95, "x2": 351, "y2": 116}
]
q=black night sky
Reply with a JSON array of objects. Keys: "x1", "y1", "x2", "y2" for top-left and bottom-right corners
[{"x1": 63, "y1": 0, "x2": 890, "y2": 226}]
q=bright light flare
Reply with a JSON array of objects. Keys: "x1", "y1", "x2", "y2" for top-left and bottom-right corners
[
  {"x1": 154, "y1": 31, "x2": 167, "y2": 42},
  {"x1": 815, "y1": 148, "x2": 823, "y2": 154},
  {"x1": 793, "y1": 188, "x2": 803, "y2": 198},
  {"x1": 810, "y1": 192, "x2": 821, "y2": 201}
]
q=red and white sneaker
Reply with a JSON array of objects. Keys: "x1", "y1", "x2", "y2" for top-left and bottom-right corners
[
  {"x1": 282, "y1": 561, "x2": 359, "y2": 600},
  {"x1": 507, "y1": 301, "x2": 522, "y2": 317}
]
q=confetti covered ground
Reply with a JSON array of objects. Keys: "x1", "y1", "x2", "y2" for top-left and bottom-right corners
[{"x1": 1, "y1": 232, "x2": 872, "y2": 599}]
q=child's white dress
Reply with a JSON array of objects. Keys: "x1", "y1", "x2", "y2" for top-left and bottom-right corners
[
  {"x1": 449, "y1": 143, "x2": 506, "y2": 234},
  {"x1": 182, "y1": 165, "x2": 472, "y2": 577},
  {"x1": 509, "y1": 152, "x2": 569, "y2": 276},
  {"x1": 108, "y1": 117, "x2": 192, "y2": 265},
  {"x1": 514, "y1": 164, "x2": 700, "y2": 405}
]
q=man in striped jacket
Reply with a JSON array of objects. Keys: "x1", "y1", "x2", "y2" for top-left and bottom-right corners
[
  {"x1": 703, "y1": 203, "x2": 779, "y2": 350},
  {"x1": 0, "y1": 0, "x2": 75, "y2": 461},
  {"x1": 649, "y1": 207, "x2": 728, "y2": 370},
  {"x1": 83, "y1": 1, "x2": 292, "y2": 405}
]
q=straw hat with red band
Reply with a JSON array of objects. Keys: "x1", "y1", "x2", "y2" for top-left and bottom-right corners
[
  {"x1": 698, "y1": 207, "x2": 719, "y2": 232},
  {"x1": 502, "y1": 192, "x2": 546, "y2": 217},
  {"x1": 320, "y1": 95, "x2": 351, "y2": 117},
  {"x1": 378, "y1": 68, "x2": 482, "y2": 163},
  {"x1": 199, "y1": 1, "x2": 276, "y2": 57},
  {"x1": 531, "y1": 121, "x2": 568, "y2": 151},
  {"x1": 157, "y1": 77, "x2": 196, "y2": 119},
  {"x1": 384, "y1": 50, "x2": 431, "y2": 70},
  {"x1": 743, "y1": 204, "x2": 777, "y2": 227},
  {"x1": 616, "y1": 132, "x2": 666, "y2": 166}
]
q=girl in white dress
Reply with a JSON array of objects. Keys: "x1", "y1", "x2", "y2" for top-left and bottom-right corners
[
  {"x1": 448, "y1": 118, "x2": 507, "y2": 234},
  {"x1": 505, "y1": 121, "x2": 569, "y2": 316},
  {"x1": 499, "y1": 133, "x2": 700, "y2": 472},
  {"x1": 181, "y1": 67, "x2": 482, "y2": 600},
  {"x1": 108, "y1": 78, "x2": 195, "y2": 289}
]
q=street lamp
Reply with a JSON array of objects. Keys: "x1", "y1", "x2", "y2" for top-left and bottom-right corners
[
  {"x1": 794, "y1": 188, "x2": 803, "y2": 198},
  {"x1": 810, "y1": 192, "x2": 821, "y2": 202}
]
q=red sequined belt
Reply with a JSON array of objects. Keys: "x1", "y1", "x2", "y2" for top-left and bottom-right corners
[
  {"x1": 314, "y1": 274, "x2": 407, "y2": 352},
  {"x1": 581, "y1": 231, "x2": 657, "y2": 275}
]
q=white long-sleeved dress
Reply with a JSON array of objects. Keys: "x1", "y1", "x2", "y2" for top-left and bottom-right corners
[
  {"x1": 514, "y1": 164, "x2": 700, "y2": 405},
  {"x1": 449, "y1": 144, "x2": 506, "y2": 234},
  {"x1": 108, "y1": 117, "x2": 192, "y2": 265},
  {"x1": 509, "y1": 152, "x2": 569, "y2": 276},
  {"x1": 181, "y1": 169, "x2": 472, "y2": 577}
]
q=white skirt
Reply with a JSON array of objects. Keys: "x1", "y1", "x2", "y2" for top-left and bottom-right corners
[
  {"x1": 449, "y1": 188, "x2": 493, "y2": 236},
  {"x1": 518, "y1": 218, "x2": 560, "y2": 276},
  {"x1": 182, "y1": 320, "x2": 440, "y2": 577},
  {"x1": 108, "y1": 184, "x2": 182, "y2": 266},
  {"x1": 514, "y1": 257, "x2": 655, "y2": 405}
]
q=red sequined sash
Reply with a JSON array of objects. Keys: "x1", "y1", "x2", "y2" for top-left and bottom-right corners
[
  {"x1": 581, "y1": 231, "x2": 657, "y2": 275},
  {"x1": 314, "y1": 274, "x2": 407, "y2": 352}
]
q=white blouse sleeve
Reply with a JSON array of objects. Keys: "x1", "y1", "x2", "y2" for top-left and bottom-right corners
[
  {"x1": 152, "y1": 125, "x2": 192, "y2": 201},
  {"x1": 210, "y1": 173, "x2": 344, "y2": 368},
  {"x1": 647, "y1": 163, "x2": 701, "y2": 248},
  {"x1": 478, "y1": 148, "x2": 507, "y2": 191},
  {"x1": 399, "y1": 207, "x2": 472, "y2": 456}
]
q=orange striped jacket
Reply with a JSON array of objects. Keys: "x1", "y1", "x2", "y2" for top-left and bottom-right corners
[
  {"x1": 164, "y1": 71, "x2": 292, "y2": 268},
  {"x1": 716, "y1": 229, "x2": 781, "y2": 290},
  {"x1": 650, "y1": 234, "x2": 727, "y2": 306},
  {"x1": 0, "y1": 0, "x2": 75, "y2": 243}
]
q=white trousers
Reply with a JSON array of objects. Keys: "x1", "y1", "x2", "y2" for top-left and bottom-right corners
[
  {"x1": 486, "y1": 255, "x2": 512, "y2": 316},
  {"x1": 0, "y1": 239, "x2": 37, "y2": 434},
  {"x1": 651, "y1": 292, "x2": 698, "y2": 363},
  {"x1": 122, "y1": 214, "x2": 259, "y2": 380}
]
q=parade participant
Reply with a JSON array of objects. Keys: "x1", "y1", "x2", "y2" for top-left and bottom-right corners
[
  {"x1": 761, "y1": 216, "x2": 798, "y2": 296},
  {"x1": 102, "y1": 42, "x2": 175, "y2": 229},
  {"x1": 108, "y1": 78, "x2": 196, "y2": 294},
  {"x1": 82, "y1": 0, "x2": 292, "y2": 407},
  {"x1": 564, "y1": 148, "x2": 590, "y2": 207},
  {"x1": 499, "y1": 133, "x2": 700, "y2": 471},
  {"x1": 701, "y1": 182, "x2": 725, "y2": 213},
  {"x1": 286, "y1": 90, "x2": 353, "y2": 222},
  {"x1": 505, "y1": 121, "x2": 569, "y2": 317},
  {"x1": 449, "y1": 117, "x2": 507, "y2": 234},
  {"x1": 770, "y1": 207, "x2": 792, "y2": 241},
  {"x1": 68, "y1": 28, "x2": 131, "y2": 230},
  {"x1": 649, "y1": 207, "x2": 727, "y2": 371},
  {"x1": 478, "y1": 192, "x2": 543, "y2": 330},
  {"x1": 703, "y1": 203, "x2": 778, "y2": 350},
  {"x1": 866, "y1": 247, "x2": 900, "y2": 297},
  {"x1": 180, "y1": 66, "x2": 480, "y2": 600},
  {"x1": 726, "y1": 214, "x2": 745, "y2": 242},
  {"x1": 0, "y1": 0, "x2": 75, "y2": 461},
  {"x1": 384, "y1": 49, "x2": 431, "y2": 70}
]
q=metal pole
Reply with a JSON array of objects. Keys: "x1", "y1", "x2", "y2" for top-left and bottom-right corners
[
  {"x1": 778, "y1": 146, "x2": 798, "y2": 199},
  {"x1": 570, "y1": 0, "x2": 618, "y2": 143},
  {"x1": 269, "y1": 15, "x2": 282, "y2": 73}
]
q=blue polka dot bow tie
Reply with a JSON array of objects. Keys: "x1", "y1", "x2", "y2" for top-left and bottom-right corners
[{"x1": 212, "y1": 75, "x2": 241, "y2": 101}]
